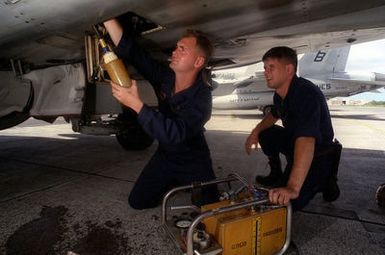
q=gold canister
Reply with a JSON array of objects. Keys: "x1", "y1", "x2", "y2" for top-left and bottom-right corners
[{"x1": 104, "y1": 58, "x2": 132, "y2": 88}]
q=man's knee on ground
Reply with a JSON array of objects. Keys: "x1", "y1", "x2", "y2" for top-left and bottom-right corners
[
  {"x1": 291, "y1": 197, "x2": 312, "y2": 211},
  {"x1": 128, "y1": 193, "x2": 159, "y2": 210},
  {"x1": 291, "y1": 183, "x2": 321, "y2": 211}
]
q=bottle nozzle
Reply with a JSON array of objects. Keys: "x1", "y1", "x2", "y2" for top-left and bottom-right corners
[
  {"x1": 93, "y1": 24, "x2": 102, "y2": 39},
  {"x1": 98, "y1": 39, "x2": 107, "y2": 48},
  {"x1": 93, "y1": 24, "x2": 109, "y2": 52}
]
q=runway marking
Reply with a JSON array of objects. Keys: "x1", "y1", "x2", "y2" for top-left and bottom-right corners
[
  {"x1": 0, "y1": 156, "x2": 135, "y2": 183},
  {"x1": 0, "y1": 157, "x2": 135, "y2": 204}
]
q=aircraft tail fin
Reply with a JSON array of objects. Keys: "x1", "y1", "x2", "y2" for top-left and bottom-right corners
[
  {"x1": 375, "y1": 72, "x2": 385, "y2": 82},
  {"x1": 298, "y1": 46, "x2": 351, "y2": 77}
]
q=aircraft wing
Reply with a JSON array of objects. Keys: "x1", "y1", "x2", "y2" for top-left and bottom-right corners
[
  {"x1": 329, "y1": 77, "x2": 385, "y2": 97},
  {"x1": 1, "y1": 0, "x2": 385, "y2": 70},
  {"x1": 370, "y1": 89, "x2": 384, "y2": 94},
  {"x1": 1, "y1": 0, "x2": 385, "y2": 131},
  {"x1": 331, "y1": 78, "x2": 385, "y2": 86}
]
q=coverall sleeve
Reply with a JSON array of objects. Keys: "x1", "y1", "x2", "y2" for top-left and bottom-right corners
[
  {"x1": 137, "y1": 91, "x2": 211, "y2": 145},
  {"x1": 115, "y1": 30, "x2": 169, "y2": 90}
]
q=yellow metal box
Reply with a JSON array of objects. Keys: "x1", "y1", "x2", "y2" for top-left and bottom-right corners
[{"x1": 202, "y1": 202, "x2": 287, "y2": 255}]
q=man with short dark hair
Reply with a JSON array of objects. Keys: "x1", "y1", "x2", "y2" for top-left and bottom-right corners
[
  {"x1": 245, "y1": 46, "x2": 341, "y2": 211},
  {"x1": 104, "y1": 19, "x2": 218, "y2": 209}
]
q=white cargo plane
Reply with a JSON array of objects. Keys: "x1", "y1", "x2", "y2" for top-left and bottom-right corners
[
  {"x1": 212, "y1": 46, "x2": 385, "y2": 114},
  {"x1": 1, "y1": 0, "x2": 385, "y2": 149}
]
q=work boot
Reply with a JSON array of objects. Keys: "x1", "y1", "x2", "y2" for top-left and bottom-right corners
[
  {"x1": 322, "y1": 139, "x2": 342, "y2": 202},
  {"x1": 323, "y1": 178, "x2": 340, "y2": 202},
  {"x1": 255, "y1": 156, "x2": 283, "y2": 187}
]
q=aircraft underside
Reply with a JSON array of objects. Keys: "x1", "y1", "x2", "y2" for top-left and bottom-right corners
[{"x1": 1, "y1": 1, "x2": 385, "y2": 148}]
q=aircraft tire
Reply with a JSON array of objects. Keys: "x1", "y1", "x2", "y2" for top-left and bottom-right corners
[
  {"x1": 262, "y1": 105, "x2": 273, "y2": 116},
  {"x1": 0, "y1": 84, "x2": 33, "y2": 130},
  {"x1": 115, "y1": 108, "x2": 154, "y2": 150},
  {"x1": 116, "y1": 123, "x2": 154, "y2": 150},
  {"x1": 0, "y1": 111, "x2": 31, "y2": 130}
]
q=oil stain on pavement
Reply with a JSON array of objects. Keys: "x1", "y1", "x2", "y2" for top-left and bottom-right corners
[
  {"x1": 6, "y1": 206, "x2": 68, "y2": 255},
  {"x1": 69, "y1": 220, "x2": 129, "y2": 255},
  {"x1": 5, "y1": 206, "x2": 130, "y2": 255}
]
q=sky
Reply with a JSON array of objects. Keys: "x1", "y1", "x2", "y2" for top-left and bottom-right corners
[{"x1": 344, "y1": 39, "x2": 385, "y2": 101}]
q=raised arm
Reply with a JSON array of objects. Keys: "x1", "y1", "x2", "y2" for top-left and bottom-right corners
[
  {"x1": 103, "y1": 19, "x2": 123, "y2": 46},
  {"x1": 103, "y1": 18, "x2": 169, "y2": 89}
]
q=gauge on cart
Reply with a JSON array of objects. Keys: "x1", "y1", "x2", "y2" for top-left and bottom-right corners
[
  {"x1": 175, "y1": 219, "x2": 192, "y2": 229},
  {"x1": 162, "y1": 174, "x2": 292, "y2": 255}
]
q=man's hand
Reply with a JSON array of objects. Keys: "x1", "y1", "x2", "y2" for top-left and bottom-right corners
[
  {"x1": 245, "y1": 128, "x2": 259, "y2": 155},
  {"x1": 111, "y1": 80, "x2": 144, "y2": 113},
  {"x1": 245, "y1": 113, "x2": 278, "y2": 155},
  {"x1": 268, "y1": 187, "x2": 299, "y2": 206}
]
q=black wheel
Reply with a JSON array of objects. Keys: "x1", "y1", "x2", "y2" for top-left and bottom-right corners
[
  {"x1": 0, "y1": 84, "x2": 33, "y2": 130},
  {"x1": 116, "y1": 124, "x2": 154, "y2": 150},
  {"x1": 262, "y1": 105, "x2": 273, "y2": 116},
  {"x1": 115, "y1": 109, "x2": 154, "y2": 150},
  {"x1": 0, "y1": 110, "x2": 31, "y2": 130}
]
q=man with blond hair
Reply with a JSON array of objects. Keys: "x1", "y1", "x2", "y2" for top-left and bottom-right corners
[{"x1": 104, "y1": 19, "x2": 218, "y2": 209}]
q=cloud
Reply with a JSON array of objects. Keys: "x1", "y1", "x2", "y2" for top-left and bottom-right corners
[
  {"x1": 345, "y1": 39, "x2": 385, "y2": 101},
  {"x1": 346, "y1": 39, "x2": 385, "y2": 73}
]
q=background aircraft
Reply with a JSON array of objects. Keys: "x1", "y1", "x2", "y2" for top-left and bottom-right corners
[
  {"x1": 212, "y1": 46, "x2": 385, "y2": 114},
  {"x1": 1, "y1": 0, "x2": 385, "y2": 149}
]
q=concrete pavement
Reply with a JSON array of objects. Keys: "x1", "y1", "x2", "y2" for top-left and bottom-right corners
[{"x1": 0, "y1": 105, "x2": 384, "y2": 254}]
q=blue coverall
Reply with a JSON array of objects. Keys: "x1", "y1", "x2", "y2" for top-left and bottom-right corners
[
  {"x1": 115, "y1": 31, "x2": 218, "y2": 209},
  {"x1": 259, "y1": 75, "x2": 337, "y2": 211}
]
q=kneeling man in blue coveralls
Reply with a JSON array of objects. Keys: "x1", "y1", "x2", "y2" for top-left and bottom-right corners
[
  {"x1": 245, "y1": 46, "x2": 342, "y2": 211},
  {"x1": 103, "y1": 19, "x2": 218, "y2": 209}
]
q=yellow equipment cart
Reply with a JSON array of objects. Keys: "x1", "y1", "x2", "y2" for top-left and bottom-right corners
[{"x1": 162, "y1": 174, "x2": 292, "y2": 255}]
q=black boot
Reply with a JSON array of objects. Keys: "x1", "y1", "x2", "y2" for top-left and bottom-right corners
[
  {"x1": 323, "y1": 177, "x2": 340, "y2": 202},
  {"x1": 322, "y1": 139, "x2": 342, "y2": 202},
  {"x1": 256, "y1": 156, "x2": 283, "y2": 187}
]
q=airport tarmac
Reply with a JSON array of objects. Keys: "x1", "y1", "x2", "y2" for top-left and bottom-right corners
[{"x1": 0, "y1": 105, "x2": 385, "y2": 255}]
